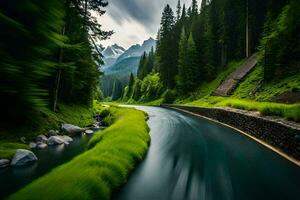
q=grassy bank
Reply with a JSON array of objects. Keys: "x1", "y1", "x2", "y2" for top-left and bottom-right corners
[
  {"x1": 8, "y1": 105, "x2": 150, "y2": 200},
  {"x1": 0, "y1": 104, "x2": 94, "y2": 159},
  {"x1": 186, "y1": 97, "x2": 300, "y2": 122}
]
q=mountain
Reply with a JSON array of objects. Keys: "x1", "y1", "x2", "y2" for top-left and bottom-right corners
[
  {"x1": 116, "y1": 37, "x2": 156, "y2": 63},
  {"x1": 102, "y1": 37, "x2": 156, "y2": 97},
  {"x1": 102, "y1": 44, "x2": 125, "y2": 69}
]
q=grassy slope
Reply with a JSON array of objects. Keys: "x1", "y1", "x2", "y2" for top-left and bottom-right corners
[
  {"x1": 183, "y1": 61, "x2": 300, "y2": 122},
  {"x1": 8, "y1": 105, "x2": 150, "y2": 200},
  {"x1": 0, "y1": 104, "x2": 94, "y2": 159}
]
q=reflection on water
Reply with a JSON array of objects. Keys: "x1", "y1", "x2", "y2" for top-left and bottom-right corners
[
  {"x1": 0, "y1": 132, "x2": 98, "y2": 198},
  {"x1": 114, "y1": 106, "x2": 300, "y2": 200}
]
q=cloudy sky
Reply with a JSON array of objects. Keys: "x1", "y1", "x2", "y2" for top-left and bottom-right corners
[{"x1": 99, "y1": 0, "x2": 195, "y2": 48}]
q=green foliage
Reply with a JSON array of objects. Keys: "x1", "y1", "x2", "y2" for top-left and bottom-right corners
[
  {"x1": 139, "y1": 73, "x2": 164, "y2": 102},
  {"x1": 0, "y1": 0, "x2": 65, "y2": 121},
  {"x1": 234, "y1": 64, "x2": 300, "y2": 101},
  {"x1": 9, "y1": 105, "x2": 150, "y2": 200},
  {"x1": 259, "y1": 0, "x2": 300, "y2": 80},
  {"x1": 0, "y1": 0, "x2": 111, "y2": 125},
  {"x1": 163, "y1": 89, "x2": 178, "y2": 104},
  {"x1": 137, "y1": 48, "x2": 155, "y2": 80},
  {"x1": 124, "y1": 73, "x2": 163, "y2": 103}
]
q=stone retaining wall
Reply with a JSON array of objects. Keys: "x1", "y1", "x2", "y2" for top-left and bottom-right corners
[{"x1": 162, "y1": 105, "x2": 300, "y2": 161}]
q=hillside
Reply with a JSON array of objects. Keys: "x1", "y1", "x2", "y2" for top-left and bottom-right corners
[{"x1": 120, "y1": 0, "x2": 300, "y2": 122}]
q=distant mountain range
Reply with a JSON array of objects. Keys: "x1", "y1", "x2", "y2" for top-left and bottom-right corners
[
  {"x1": 101, "y1": 37, "x2": 156, "y2": 97},
  {"x1": 102, "y1": 44, "x2": 126, "y2": 70}
]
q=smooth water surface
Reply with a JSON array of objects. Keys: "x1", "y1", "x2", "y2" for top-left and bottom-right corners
[
  {"x1": 0, "y1": 132, "x2": 98, "y2": 199},
  {"x1": 115, "y1": 106, "x2": 300, "y2": 200}
]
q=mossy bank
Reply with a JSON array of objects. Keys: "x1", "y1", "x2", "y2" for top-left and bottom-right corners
[{"x1": 8, "y1": 105, "x2": 150, "y2": 200}]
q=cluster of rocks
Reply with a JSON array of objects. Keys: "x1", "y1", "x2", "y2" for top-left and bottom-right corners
[{"x1": 0, "y1": 123, "x2": 98, "y2": 169}]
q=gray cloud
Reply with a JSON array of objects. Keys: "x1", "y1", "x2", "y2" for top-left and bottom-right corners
[{"x1": 106, "y1": 0, "x2": 193, "y2": 34}]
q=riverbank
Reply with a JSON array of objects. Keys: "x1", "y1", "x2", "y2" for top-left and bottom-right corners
[
  {"x1": 0, "y1": 104, "x2": 95, "y2": 160},
  {"x1": 162, "y1": 104, "x2": 300, "y2": 166},
  {"x1": 8, "y1": 105, "x2": 150, "y2": 200}
]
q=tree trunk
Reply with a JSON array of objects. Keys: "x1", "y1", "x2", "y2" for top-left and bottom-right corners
[
  {"x1": 53, "y1": 26, "x2": 65, "y2": 112},
  {"x1": 221, "y1": 44, "x2": 227, "y2": 67},
  {"x1": 246, "y1": 0, "x2": 249, "y2": 58}
]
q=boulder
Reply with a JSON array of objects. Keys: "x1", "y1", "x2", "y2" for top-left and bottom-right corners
[
  {"x1": 37, "y1": 142, "x2": 48, "y2": 149},
  {"x1": 57, "y1": 135, "x2": 73, "y2": 143},
  {"x1": 11, "y1": 149, "x2": 38, "y2": 167},
  {"x1": 85, "y1": 130, "x2": 94, "y2": 135},
  {"x1": 0, "y1": 159, "x2": 10, "y2": 169},
  {"x1": 61, "y1": 124, "x2": 82, "y2": 135},
  {"x1": 36, "y1": 135, "x2": 48, "y2": 143},
  {"x1": 47, "y1": 136, "x2": 65, "y2": 146},
  {"x1": 29, "y1": 142, "x2": 37, "y2": 149},
  {"x1": 48, "y1": 130, "x2": 58, "y2": 137}
]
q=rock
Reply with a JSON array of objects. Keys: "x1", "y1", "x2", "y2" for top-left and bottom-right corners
[
  {"x1": 47, "y1": 136, "x2": 65, "y2": 146},
  {"x1": 85, "y1": 130, "x2": 94, "y2": 135},
  {"x1": 36, "y1": 142, "x2": 47, "y2": 149},
  {"x1": 20, "y1": 137, "x2": 26, "y2": 144},
  {"x1": 61, "y1": 124, "x2": 82, "y2": 136},
  {"x1": 0, "y1": 159, "x2": 10, "y2": 169},
  {"x1": 29, "y1": 142, "x2": 37, "y2": 149},
  {"x1": 48, "y1": 130, "x2": 58, "y2": 137},
  {"x1": 36, "y1": 135, "x2": 48, "y2": 143},
  {"x1": 57, "y1": 135, "x2": 73, "y2": 143},
  {"x1": 11, "y1": 149, "x2": 38, "y2": 167}
]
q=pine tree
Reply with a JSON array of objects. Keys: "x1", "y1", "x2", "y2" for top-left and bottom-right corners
[
  {"x1": 176, "y1": 0, "x2": 182, "y2": 21},
  {"x1": 156, "y1": 4, "x2": 176, "y2": 88},
  {"x1": 186, "y1": 33, "x2": 200, "y2": 86},
  {"x1": 137, "y1": 52, "x2": 147, "y2": 79},
  {"x1": 127, "y1": 73, "x2": 135, "y2": 98},
  {"x1": 191, "y1": 0, "x2": 199, "y2": 16},
  {"x1": 176, "y1": 28, "x2": 188, "y2": 92},
  {"x1": 181, "y1": 4, "x2": 186, "y2": 19}
]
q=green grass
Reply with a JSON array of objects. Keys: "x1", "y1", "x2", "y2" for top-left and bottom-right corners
[
  {"x1": 0, "y1": 142, "x2": 29, "y2": 159},
  {"x1": 233, "y1": 65, "x2": 264, "y2": 99},
  {"x1": 186, "y1": 97, "x2": 300, "y2": 122},
  {"x1": 8, "y1": 104, "x2": 150, "y2": 200},
  {"x1": 176, "y1": 60, "x2": 245, "y2": 103},
  {"x1": 233, "y1": 64, "x2": 300, "y2": 101}
]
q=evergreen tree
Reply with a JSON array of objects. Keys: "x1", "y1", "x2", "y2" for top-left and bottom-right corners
[
  {"x1": 156, "y1": 4, "x2": 176, "y2": 88},
  {"x1": 191, "y1": 0, "x2": 199, "y2": 16},
  {"x1": 128, "y1": 73, "x2": 135, "y2": 97},
  {"x1": 137, "y1": 52, "x2": 147, "y2": 79},
  {"x1": 186, "y1": 33, "x2": 200, "y2": 86},
  {"x1": 176, "y1": 0, "x2": 182, "y2": 21},
  {"x1": 176, "y1": 28, "x2": 188, "y2": 92}
]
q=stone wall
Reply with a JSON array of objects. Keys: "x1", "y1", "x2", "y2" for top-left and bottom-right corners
[{"x1": 162, "y1": 105, "x2": 300, "y2": 160}]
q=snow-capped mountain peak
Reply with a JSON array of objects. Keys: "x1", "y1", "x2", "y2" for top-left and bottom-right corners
[{"x1": 102, "y1": 44, "x2": 125, "y2": 59}]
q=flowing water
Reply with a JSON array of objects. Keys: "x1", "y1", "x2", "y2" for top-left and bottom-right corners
[{"x1": 115, "y1": 106, "x2": 300, "y2": 200}]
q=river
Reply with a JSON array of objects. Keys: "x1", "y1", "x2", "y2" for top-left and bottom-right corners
[{"x1": 115, "y1": 106, "x2": 300, "y2": 200}]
